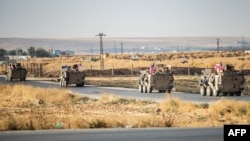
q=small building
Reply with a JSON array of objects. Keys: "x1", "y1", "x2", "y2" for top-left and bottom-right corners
[
  {"x1": 53, "y1": 50, "x2": 61, "y2": 57},
  {"x1": 52, "y1": 50, "x2": 75, "y2": 56},
  {"x1": 102, "y1": 53, "x2": 109, "y2": 59},
  {"x1": 63, "y1": 50, "x2": 75, "y2": 56}
]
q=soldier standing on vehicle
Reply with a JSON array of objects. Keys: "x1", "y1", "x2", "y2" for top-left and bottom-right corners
[
  {"x1": 8, "y1": 64, "x2": 13, "y2": 70},
  {"x1": 78, "y1": 63, "x2": 82, "y2": 71},
  {"x1": 214, "y1": 62, "x2": 224, "y2": 73},
  {"x1": 149, "y1": 62, "x2": 156, "y2": 75}
]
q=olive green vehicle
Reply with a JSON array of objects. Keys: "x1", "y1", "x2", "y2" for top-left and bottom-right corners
[
  {"x1": 199, "y1": 64, "x2": 245, "y2": 96},
  {"x1": 6, "y1": 63, "x2": 27, "y2": 81},
  {"x1": 59, "y1": 64, "x2": 85, "y2": 88},
  {"x1": 138, "y1": 64, "x2": 174, "y2": 93}
]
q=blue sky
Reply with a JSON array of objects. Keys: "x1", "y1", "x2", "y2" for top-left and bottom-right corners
[{"x1": 0, "y1": 0, "x2": 249, "y2": 38}]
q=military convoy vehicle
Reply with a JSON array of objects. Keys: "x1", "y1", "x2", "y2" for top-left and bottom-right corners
[
  {"x1": 138, "y1": 64, "x2": 174, "y2": 93},
  {"x1": 59, "y1": 64, "x2": 85, "y2": 88},
  {"x1": 6, "y1": 63, "x2": 27, "y2": 81},
  {"x1": 199, "y1": 64, "x2": 245, "y2": 96}
]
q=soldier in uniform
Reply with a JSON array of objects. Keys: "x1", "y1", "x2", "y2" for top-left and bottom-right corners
[{"x1": 149, "y1": 62, "x2": 156, "y2": 75}]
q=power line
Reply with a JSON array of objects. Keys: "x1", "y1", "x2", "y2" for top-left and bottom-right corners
[{"x1": 96, "y1": 33, "x2": 106, "y2": 70}]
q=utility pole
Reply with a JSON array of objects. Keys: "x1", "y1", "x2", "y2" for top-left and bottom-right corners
[
  {"x1": 15, "y1": 48, "x2": 18, "y2": 63},
  {"x1": 120, "y1": 42, "x2": 123, "y2": 54},
  {"x1": 242, "y1": 36, "x2": 245, "y2": 60},
  {"x1": 96, "y1": 33, "x2": 106, "y2": 70},
  {"x1": 217, "y1": 38, "x2": 220, "y2": 53},
  {"x1": 114, "y1": 41, "x2": 116, "y2": 56}
]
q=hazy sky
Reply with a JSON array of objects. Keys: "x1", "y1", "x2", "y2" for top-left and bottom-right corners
[{"x1": 0, "y1": 0, "x2": 250, "y2": 38}]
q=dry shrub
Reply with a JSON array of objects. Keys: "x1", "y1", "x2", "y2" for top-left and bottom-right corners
[
  {"x1": 98, "y1": 93, "x2": 121, "y2": 104},
  {"x1": 86, "y1": 114, "x2": 171, "y2": 128},
  {"x1": 156, "y1": 94, "x2": 214, "y2": 127},
  {"x1": 98, "y1": 93, "x2": 154, "y2": 105},
  {"x1": 158, "y1": 94, "x2": 195, "y2": 113},
  {"x1": 0, "y1": 84, "x2": 84, "y2": 107},
  {"x1": 208, "y1": 99, "x2": 250, "y2": 126},
  {"x1": 210, "y1": 99, "x2": 250, "y2": 117}
]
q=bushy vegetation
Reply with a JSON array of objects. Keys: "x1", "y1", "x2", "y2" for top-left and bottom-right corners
[{"x1": 0, "y1": 47, "x2": 50, "y2": 57}]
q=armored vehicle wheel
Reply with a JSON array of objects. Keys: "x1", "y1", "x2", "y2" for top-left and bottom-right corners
[
  {"x1": 76, "y1": 83, "x2": 84, "y2": 87},
  {"x1": 200, "y1": 86, "x2": 205, "y2": 96},
  {"x1": 212, "y1": 89, "x2": 219, "y2": 96},
  {"x1": 206, "y1": 86, "x2": 212, "y2": 96},
  {"x1": 138, "y1": 84, "x2": 143, "y2": 93},
  {"x1": 147, "y1": 85, "x2": 152, "y2": 93},
  {"x1": 5, "y1": 76, "x2": 9, "y2": 82},
  {"x1": 65, "y1": 82, "x2": 68, "y2": 88},
  {"x1": 235, "y1": 91, "x2": 241, "y2": 96},
  {"x1": 143, "y1": 84, "x2": 147, "y2": 93},
  {"x1": 62, "y1": 80, "x2": 67, "y2": 88},
  {"x1": 62, "y1": 80, "x2": 65, "y2": 87},
  {"x1": 158, "y1": 90, "x2": 166, "y2": 93},
  {"x1": 60, "y1": 79, "x2": 63, "y2": 87},
  {"x1": 222, "y1": 92, "x2": 228, "y2": 96},
  {"x1": 20, "y1": 77, "x2": 26, "y2": 81},
  {"x1": 81, "y1": 82, "x2": 84, "y2": 87}
]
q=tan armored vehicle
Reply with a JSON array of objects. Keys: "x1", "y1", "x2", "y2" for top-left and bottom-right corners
[
  {"x1": 138, "y1": 64, "x2": 174, "y2": 93},
  {"x1": 6, "y1": 63, "x2": 27, "y2": 81},
  {"x1": 199, "y1": 64, "x2": 245, "y2": 96},
  {"x1": 59, "y1": 64, "x2": 85, "y2": 88}
]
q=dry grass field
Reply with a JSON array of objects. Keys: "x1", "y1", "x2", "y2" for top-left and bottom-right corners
[
  {"x1": 1, "y1": 50, "x2": 249, "y2": 77},
  {"x1": 0, "y1": 83, "x2": 250, "y2": 131}
]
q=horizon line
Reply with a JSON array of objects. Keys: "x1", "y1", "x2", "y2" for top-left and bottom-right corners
[{"x1": 0, "y1": 35, "x2": 249, "y2": 39}]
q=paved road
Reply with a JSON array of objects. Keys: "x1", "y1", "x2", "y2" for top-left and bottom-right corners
[
  {"x1": 0, "y1": 127, "x2": 223, "y2": 141},
  {"x1": 0, "y1": 75, "x2": 250, "y2": 103}
]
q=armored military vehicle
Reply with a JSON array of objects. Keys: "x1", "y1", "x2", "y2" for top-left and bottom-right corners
[
  {"x1": 6, "y1": 63, "x2": 27, "y2": 81},
  {"x1": 59, "y1": 64, "x2": 85, "y2": 88},
  {"x1": 138, "y1": 64, "x2": 174, "y2": 93},
  {"x1": 199, "y1": 64, "x2": 245, "y2": 96}
]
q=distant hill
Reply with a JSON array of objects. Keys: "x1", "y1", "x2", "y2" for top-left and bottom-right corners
[{"x1": 0, "y1": 37, "x2": 249, "y2": 55}]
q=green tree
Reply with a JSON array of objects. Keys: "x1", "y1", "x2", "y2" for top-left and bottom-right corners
[
  {"x1": 16, "y1": 48, "x2": 23, "y2": 55},
  {"x1": 8, "y1": 50, "x2": 16, "y2": 55},
  {"x1": 7, "y1": 49, "x2": 25, "y2": 56},
  {"x1": 36, "y1": 48, "x2": 50, "y2": 57},
  {"x1": 0, "y1": 49, "x2": 6, "y2": 56},
  {"x1": 22, "y1": 51, "x2": 28, "y2": 55},
  {"x1": 28, "y1": 46, "x2": 36, "y2": 57}
]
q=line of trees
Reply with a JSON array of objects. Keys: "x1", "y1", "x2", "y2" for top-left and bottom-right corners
[{"x1": 0, "y1": 47, "x2": 50, "y2": 57}]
